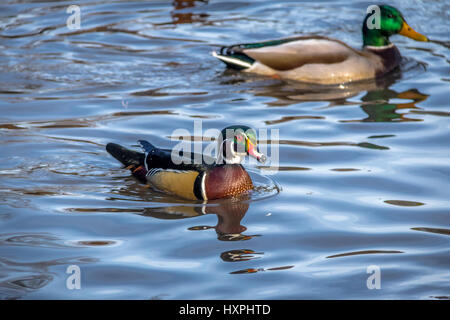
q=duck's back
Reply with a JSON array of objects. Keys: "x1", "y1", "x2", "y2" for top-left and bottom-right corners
[{"x1": 245, "y1": 38, "x2": 385, "y2": 84}]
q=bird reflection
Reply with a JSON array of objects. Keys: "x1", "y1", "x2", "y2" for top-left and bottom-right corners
[
  {"x1": 139, "y1": 194, "x2": 263, "y2": 267},
  {"x1": 139, "y1": 194, "x2": 259, "y2": 241},
  {"x1": 219, "y1": 59, "x2": 429, "y2": 123},
  {"x1": 342, "y1": 88, "x2": 429, "y2": 122},
  {"x1": 220, "y1": 249, "x2": 263, "y2": 262},
  {"x1": 171, "y1": 0, "x2": 209, "y2": 25},
  {"x1": 219, "y1": 66, "x2": 404, "y2": 106}
]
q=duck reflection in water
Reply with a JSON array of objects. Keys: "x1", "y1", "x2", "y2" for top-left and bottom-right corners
[
  {"x1": 171, "y1": 0, "x2": 209, "y2": 25},
  {"x1": 139, "y1": 194, "x2": 259, "y2": 241},
  {"x1": 137, "y1": 196, "x2": 295, "y2": 273},
  {"x1": 222, "y1": 67, "x2": 430, "y2": 123},
  {"x1": 342, "y1": 88, "x2": 429, "y2": 122},
  {"x1": 220, "y1": 58, "x2": 429, "y2": 118}
]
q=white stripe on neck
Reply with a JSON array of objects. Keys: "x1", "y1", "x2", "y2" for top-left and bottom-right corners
[
  {"x1": 201, "y1": 172, "x2": 208, "y2": 201},
  {"x1": 364, "y1": 43, "x2": 395, "y2": 50}
]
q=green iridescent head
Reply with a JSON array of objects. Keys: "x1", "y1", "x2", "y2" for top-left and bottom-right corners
[
  {"x1": 218, "y1": 125, "x2": 266, "y2": 164},
  {"x1": 362, "y1": 5, "x2": 428, "y2": 47}
]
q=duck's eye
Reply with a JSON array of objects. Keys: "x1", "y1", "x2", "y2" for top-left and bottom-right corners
[{"x1": 387, "y1": 14, "x2": 393, "y2": 19}]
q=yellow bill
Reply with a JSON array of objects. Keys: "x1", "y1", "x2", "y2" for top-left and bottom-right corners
[{"x1": 399, "y1": 21, "x2": 428, "y2": 42}]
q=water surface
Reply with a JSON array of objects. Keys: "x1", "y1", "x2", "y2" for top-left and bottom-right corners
[{"x1": 0, "y1": 0, "x2": 449, "y2": 299}]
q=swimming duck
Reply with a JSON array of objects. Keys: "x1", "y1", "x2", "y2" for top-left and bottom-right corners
[
  {"x1": 212, "y1": 5, "x2": 428, "y2": 84},
  {"x1": 106, "y1": 125, "x2": 266, "y2": 200}
]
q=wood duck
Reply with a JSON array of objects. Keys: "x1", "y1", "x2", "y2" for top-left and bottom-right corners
[
  {"x1": 106, "y1": 125, "x2": 266, "y2": 201},
  {"x1": 212, "y1": 5, "x2": 428, "y2": 84}
]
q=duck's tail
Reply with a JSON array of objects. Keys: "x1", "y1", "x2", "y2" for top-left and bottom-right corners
[
  {"x1": 137, "y1": 140, "x2": 157, "y2": 154},
  {"x1": 211, "y1": 48, "x2": 254, "y2": 70},
  {"x1": 213, "y1": 37, "x2": 312, "y2": 71},
  {"x1": 106, "y1": 143, "x2": 147, "y2": 183},
  {"x1": 106, "y1": 143, "x2": 144, "y2": 167}
]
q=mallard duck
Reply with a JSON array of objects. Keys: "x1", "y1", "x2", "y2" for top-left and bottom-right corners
[
  {"x1": 212, "y1": 5, "x2": 428, "y2": 84},
  {"x1": 106, "y1": 125, "x2": 266, "y2": 200}
]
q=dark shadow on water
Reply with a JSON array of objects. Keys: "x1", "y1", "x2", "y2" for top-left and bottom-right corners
[
  {"x1": 230, "y1": 265, "x2": 294, "y2": 274},
  {"x1": 326, "y1": 250, "x2": 403, "y2": 259},
  {"x1": 384, "y1": 200, "x2": 425, "y2": 207},
  {"x1": 411, "y1": 227, "x2": 450, "y2": 236}
]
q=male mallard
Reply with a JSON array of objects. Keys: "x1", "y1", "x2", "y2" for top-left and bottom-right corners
[
  {"x1": 106, "y1": 125, "x2": 266, "y2": 200},
  {"x1": 212, "y1": 5, "x2": 428, "y2": 84}
]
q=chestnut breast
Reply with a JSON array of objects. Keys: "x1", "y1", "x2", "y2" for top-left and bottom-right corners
[{"x1": 203, "y1": 165, "x2": 253, "y2": 200}]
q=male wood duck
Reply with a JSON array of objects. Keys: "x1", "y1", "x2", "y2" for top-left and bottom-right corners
[
  {"x1": 212, "y1": 5, "x2": 428, "y2": 84},
  {"x1": 106, "y1": 125, "x2": 266, "y2": 201}
]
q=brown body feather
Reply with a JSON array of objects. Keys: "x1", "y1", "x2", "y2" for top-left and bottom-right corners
[
  {"x1": 224, "y1": 36, "x2": 402, "y2": 84},
  {"x1": 204, "y1": 165, "x2": 253, "y2": 200}
]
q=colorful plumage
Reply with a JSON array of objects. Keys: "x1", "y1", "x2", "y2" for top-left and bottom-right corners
[
  {"x1": 106, "y1": 125, "x2": 266, "y2": 200},
  {"x1": 212, "y1": 5, "x2": 428, "y2": 84}
]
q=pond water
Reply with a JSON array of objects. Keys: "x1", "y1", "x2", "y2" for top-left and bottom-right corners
[{"x1": 0, "y1": 0, "x2": 449, "y2": 299}]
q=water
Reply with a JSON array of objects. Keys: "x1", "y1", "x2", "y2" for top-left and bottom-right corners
[{"x1": 0, "y1": 0, "x2": 449, "y2": 299}]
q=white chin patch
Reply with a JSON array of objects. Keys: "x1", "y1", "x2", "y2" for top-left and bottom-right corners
[
  {"x1": 226, "y1": 144, "x2": 245, "y2": 164},
  {"x1": 226, "y1": 155, "x2": 244, "y2": 164}
]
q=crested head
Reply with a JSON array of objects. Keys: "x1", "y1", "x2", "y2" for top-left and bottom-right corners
[
  {"x1": 217, "y1": 125, "x2": 266, "y2": 164},
  {"x1": 363, "y1": 5, "x2": 428, "y2": 47}
]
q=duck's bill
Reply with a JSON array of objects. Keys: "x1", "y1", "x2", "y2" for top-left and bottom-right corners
[
  {"x1": 399, "y1": 21, "x2": 428, "y2": 42},
  {"x1": 247, "y1": 144, "x2": 267, "y2": 163}
]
